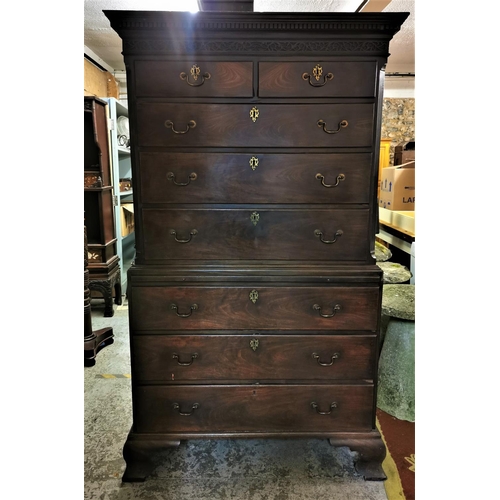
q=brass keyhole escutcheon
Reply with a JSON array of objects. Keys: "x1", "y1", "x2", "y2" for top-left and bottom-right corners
[
  {"x1": 249, "y1": 290, "x2": 259, "y2": 304},
  {"x1": 190, "y1": 64, "x2": 201, "y2": 81},
  {"x1": 250, "y1": 211, "x2": 260, "y2": 226},
  {"x1": 249, "y1": 156, "x2": 259, "y2": 170},
  {"x1": 250, "y1": 339, "x2": 259, "y2": 351},
  {"x1": 250, "y1": 106, "x2": 259, "y2": 122},
  {"x1": 313, "y1": 64, "x2": 323, "y2": 81}
]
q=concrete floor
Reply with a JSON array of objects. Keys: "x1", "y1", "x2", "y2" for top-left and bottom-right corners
[{"x1": 84, "y1": 299, "x2": 389, "y2": 500}]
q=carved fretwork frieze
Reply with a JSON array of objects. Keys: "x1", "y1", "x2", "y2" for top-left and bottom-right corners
[
  {"x1": 123, "y1": 39, "x2": 389, "y2": 55},
  {"x1": 109, "y1": 12, "x2": 406, "y2": 35}
]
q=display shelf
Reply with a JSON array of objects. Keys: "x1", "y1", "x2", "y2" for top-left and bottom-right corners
[
  {"x1": 378, "y1": 207, "x2": 415, "y2": 236},
  {"x1": 103, "y1": 97, "x2": 135, "y2": 290},
  {"x1": 377, "y1": 207, "x2": 415, "y2": 282}
]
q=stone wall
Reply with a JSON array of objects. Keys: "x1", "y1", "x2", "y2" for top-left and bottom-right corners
[{"x1": 381, "y1": 98, "x2": 415, "y2": 165}]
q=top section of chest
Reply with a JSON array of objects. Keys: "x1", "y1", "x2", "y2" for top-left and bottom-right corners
[{"x1": 104, "y1": 12, "x2": 409, "y2": 96}]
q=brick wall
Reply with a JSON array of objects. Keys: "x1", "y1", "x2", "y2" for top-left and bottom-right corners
[{"x1": 381, "y1": 98, "x2": 415, "y2": 165}]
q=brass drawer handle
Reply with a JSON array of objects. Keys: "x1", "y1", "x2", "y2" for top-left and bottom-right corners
[
  {"x1": 302, "y1": 64, "x2": 333, "y2": 87},
  {"x1": 167, "y1": 172, "x2": 197, "y2": 186},
  {"x1": 172, "y1": 402, "x2": 200, "y2": 416},
  {"x1": 312, "y1": 352, "x2": 340, "y2": 366},
  {"x1": 170, "y1": 229, "x2": 198, "y2": 243},
  {"x1": 180, "y1": 64, "x2": 211, "y2": 87},
  {"x1": 310, "y1": 402, "x2": 338, "y2": 415},
  {"x1": 317, "y1": 119, "x2": 348, "y2": 134},
  {"x1": 172, "y1": 352, "x2": 198, "y2": 366},
  {"x1": 165, "y1": 119, "x2": 196, "y2": 134},
  {"x1": 171, "y1": 303, "x2": 198, "y2": 318},
  {"x1": 314, "y1": 229, "x2": 343, "y2": 244},
  {"x1": 313, "y1": 303, "x2": 341, "y2": 318},
  {"x1": 316, "y1": 173, "x2": 345, "y2": 188}
]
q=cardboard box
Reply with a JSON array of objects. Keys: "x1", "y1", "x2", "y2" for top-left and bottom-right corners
[
  {"x1": 379, "y1": 161, "x2": 415, "y2": 211},
  {"x1": 120, "y1": 203, "x2": 135, "y2": 237},
  {"x1": 394, "y1": 141, "x2": 415, "y2": 165}
]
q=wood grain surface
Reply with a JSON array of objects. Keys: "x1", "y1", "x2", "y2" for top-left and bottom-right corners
[
  {"x1": 134, "y1": 384, "x2": 374, "y2": 433},
  {"x1": 130, "y1": 285, "x2": 380, "y2": 331},
  {"x1": 139, "y1": 152, "x2": 373, "y2": 204},
  {"x1": 134, "y1": 61, "x2": 253, "y2": 97},
  {"x1": 131, "y1": 334, "x2": 377, "y2": 382},
  {"x1": 142, "y1": 208, "x2": 371, "y2": 261},
  {"x1": 136, "y1": 103, "x2": 374, "y2": 148}
]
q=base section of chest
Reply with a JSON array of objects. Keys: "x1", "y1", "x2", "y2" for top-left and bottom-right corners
[
  {"x1": 121, "y1": 425, "x2": 387, "y2": 483},
  {"x1": 124, "y1": 266, "x2": 384, "y2": 482}
]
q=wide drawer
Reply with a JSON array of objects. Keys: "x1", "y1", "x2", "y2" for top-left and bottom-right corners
[
  {"x1": 133, "y1": 384, "x2": 374, "y2": 433},
  {"x1": 134, "y1": 61, "x2": 253, "y2": 97},
  {"x1": 139, "y1": 152, "x2": 372, "y2": 204},
  {"x1": 142, "y1": 208, "x2": 370, "y2": 261},
  {"x1": 259, "y1": 61, "x2": 377, "y2": 97},
  {"x1": 131, "y1": 335, "x2": 377, "y2": 382},
  {"x1": 136, "y1": 103, "x2": 374, "y2": 148},
  {"x1": 129, "y1": 285, "x2": 380, "y2": 331}
]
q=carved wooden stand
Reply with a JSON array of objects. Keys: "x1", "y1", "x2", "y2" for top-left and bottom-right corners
[
  {"x1": 88, "y1": 262, "x2": 122, "y2": 317},
  {"x1": 85, "y1": 226, "x2": 114, "y2": 367}
]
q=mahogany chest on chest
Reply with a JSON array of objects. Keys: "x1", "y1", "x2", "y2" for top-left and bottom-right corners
[{"x1": 105, "y1": 8, "x2": 408, "y2": 482}]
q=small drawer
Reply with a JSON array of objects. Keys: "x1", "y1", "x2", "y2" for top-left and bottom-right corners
[
  {"x1": 131, "y1": 335, "x2": 377, "y2": 382},
  {"x1": 135, "y1": 102, "x2": 374, "y2": 148},
  {"x1": 134, "y1": 61, "x2": 253, "y2": 97},
  {"x1": 139, "y1": 152, "x2": 372, "y2": 204},
  {"x1": 133, "y1": 384, "x2": 374, "y2": 433},
  {"x1": 141, "y1": 208, "x2": 371, "y2": 262},
  {"x1": 259, "y1": 61, "x2": 377, "y2": 97},
  {"x1": 129, "y1": 285, "x2": 380, "y2": 332}
]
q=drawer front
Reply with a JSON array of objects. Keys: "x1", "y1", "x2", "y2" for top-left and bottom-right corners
[
  {"x1": 142, "y1": 208, "x2": 370, "y2": 261},
  {"x1": 136, "y1": 103, "x2": 374, "y2": 148},
  {"x1": 134, "y1": 61, "x2": 253, "y2": 97},
  {"x1": 130, "y1": 286, "x2": 379, "y2": 331},
  {"x1": 132, "y1": 335, "x2": 376, "y2": 382},
  {"x1": 134, "y1": 384, "x2": 374, "y2": 433},
  {"x1": 140, "y1": 152, "x2": 372, "y2": 204},
  {"x1": 259, "y1": 61, "x2": 377, "y2": 97}
]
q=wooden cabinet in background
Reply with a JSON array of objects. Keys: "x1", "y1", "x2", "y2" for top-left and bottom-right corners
[{"x1": 84, "y1": 96, "x2": 122, "y2": 317}]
